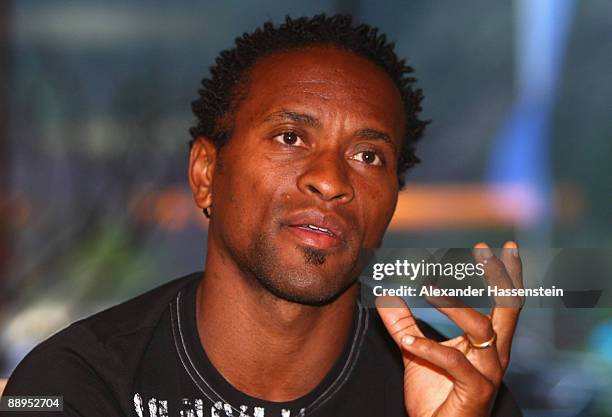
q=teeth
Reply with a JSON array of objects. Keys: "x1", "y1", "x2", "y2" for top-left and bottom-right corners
[{"x1": 304, "y1": 224, "x2": 333, "y2": 236}]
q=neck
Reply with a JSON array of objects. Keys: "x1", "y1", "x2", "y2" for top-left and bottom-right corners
[{"x1": 196, "y1": 244, "x2": 358, "y2": 402}]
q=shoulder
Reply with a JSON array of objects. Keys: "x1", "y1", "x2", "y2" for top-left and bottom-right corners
[
  {"x1": 71, "y1": 272, "x2": 201, "y2": 343},
  {"x1": 2, "y1": 272, "x2": 201, "y2": 415}
]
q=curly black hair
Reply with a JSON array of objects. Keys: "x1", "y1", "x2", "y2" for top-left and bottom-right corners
[{"x1": 189, "y1": 14, "x2": 428, "y2": 189}]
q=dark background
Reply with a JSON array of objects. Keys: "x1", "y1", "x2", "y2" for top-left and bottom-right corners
[{"x1": 1, "y1": 1, "x2": 611, "y2": 415}]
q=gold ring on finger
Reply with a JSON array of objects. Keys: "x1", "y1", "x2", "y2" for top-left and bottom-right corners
[{"x1": 468, "y1": 331, "x2": 497, "y2": 349}]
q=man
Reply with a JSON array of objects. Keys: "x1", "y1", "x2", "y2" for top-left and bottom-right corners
[{"x1": 2, "y1": 15, "x2": 523, "y2": 417}]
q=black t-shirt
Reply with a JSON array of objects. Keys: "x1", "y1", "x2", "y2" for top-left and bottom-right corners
[{"x1": 2, "y1": 273, "x2": 522, "y2": 416}]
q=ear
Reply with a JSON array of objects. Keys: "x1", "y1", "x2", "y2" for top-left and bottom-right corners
[{"x1": 188, "y1": 137, "x2": 217, "y2": 211}]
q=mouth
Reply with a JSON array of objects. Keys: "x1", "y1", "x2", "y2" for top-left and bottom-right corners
[
  {"x1": 283, "y1": 211, "x2": 348, "y2": 250},
  {"x1": 286, "y1": 224, "x2": 341, "y2": 249}
]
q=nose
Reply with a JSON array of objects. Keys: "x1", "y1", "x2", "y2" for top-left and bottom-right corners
[{"x1": 297, "y1": 150, "x2": 355, "y2": 204}]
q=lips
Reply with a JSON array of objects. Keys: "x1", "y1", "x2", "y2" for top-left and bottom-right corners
[{"x1": 283, "y1": 211, "x2": 348, "y2": 249}]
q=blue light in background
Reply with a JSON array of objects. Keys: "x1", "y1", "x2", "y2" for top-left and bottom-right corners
[{"x1": 486, "y1": 0, "x2": 575, "y2": 241}]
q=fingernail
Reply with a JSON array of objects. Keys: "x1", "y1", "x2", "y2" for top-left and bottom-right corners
[
  {"x1": 402, "y1": 335, "x2": 415, "y2": 347},
  {"x1": 504, "y1": 241, "x2": 519, "y2": 258},
  {"x1": 475, "y1": 243, "x2": 493, "y2": 259}
]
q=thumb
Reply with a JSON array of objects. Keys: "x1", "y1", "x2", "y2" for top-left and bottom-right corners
[{"x1": 375, "y1": 296, "x2": 424, "y2": 349}]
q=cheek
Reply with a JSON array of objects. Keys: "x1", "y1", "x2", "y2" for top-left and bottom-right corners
[
  {"x1": 212, "y1": 152, "x2": 259, "y2": 236},
  {"x1": 217, "y1": 152, "x2": 288, "y2": 230},
  {"x1": 356, "y1": 179, "x2": 398, "y2": 239}
]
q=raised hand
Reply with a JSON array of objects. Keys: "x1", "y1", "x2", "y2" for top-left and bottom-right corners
[{"x1": 376, "y1": 241, "x2": 523, "y2": 417}]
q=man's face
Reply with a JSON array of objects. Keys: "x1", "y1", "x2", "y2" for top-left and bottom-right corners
[{"x1": 207, "y1": 46, "x2": 405, "y2": 305}]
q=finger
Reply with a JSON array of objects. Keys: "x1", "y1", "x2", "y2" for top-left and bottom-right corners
[
  {"x1": 476, "y1": 242, "x2": 524, "y2": 368},
  {"x1": 431, "y1": 304, "x2": 496, "y2": 347},
  {"x1": 375, "y1": 296, "x2": 424, "y2": 352},
  {"x1": 400, "y1": 335, "x2": 494, "y2": 396},
  {"x1": 473, "y1": 242, "x2": 522, "y2": 365},
  {"x1": 426, "y1": 296, "x2": 501, "y2": 375},
  {"x1": 473, "y1": 243, "x2": 521, "y2": 309},
  {"x1": 491, "y1": 241, "x2": 523, "y2": 368},
  {"x1": 495, "y1": 241, "x2": 524, "y2": 361},
  {"x1": 425, "y1": 294, "x2": 493, "y2": 342},
  {"x1": 422, "y1": 285, "x2": 470, "y2": 309},
  {"x1": 489, "y1": 308, "x2": 518, "y2": 370},
  {"x1": 500, "y1": 240, "x2": 524, "y2": 290}
]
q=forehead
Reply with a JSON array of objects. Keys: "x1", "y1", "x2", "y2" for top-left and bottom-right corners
[{"x1": 234, "y1": 46, "x2": 405, "y2": 135}]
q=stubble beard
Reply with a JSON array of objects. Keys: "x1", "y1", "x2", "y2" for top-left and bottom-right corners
[{"x1": 237, "y1": 230, "x2": 359, "y2": 306}]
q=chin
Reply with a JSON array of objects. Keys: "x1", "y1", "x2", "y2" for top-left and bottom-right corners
[
  {"x1": 261, "y1": 276, "x2": 352, "y2": 306},
  {"x1": 239, "y1": 231, "x2": 359, "y2": 305},
  {"x1": 254, "y1": 266, "x2": 356, "y2": 306}
]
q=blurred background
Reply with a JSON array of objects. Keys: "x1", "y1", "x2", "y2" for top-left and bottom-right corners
[{"x1": 0, "y1": 0, "x2": 611, "y2": 415}]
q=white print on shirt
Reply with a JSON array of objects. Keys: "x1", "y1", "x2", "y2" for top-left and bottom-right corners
[
  {"x1": 134, "y1": 393, "x2": 144, "y2": 417},
  {"x1": 195, "y1": 398, "x2": 204, "y2": 417},
  {"x1": 133, "y1": 393, "x2": 305, "y2": 417},
  {"x1": 212, "y1": 401, "x2": 221, "y2": 417},
  {"x1": 149, "y1": 398, "x2": 158, "y2": 417},
  {"x1": 134, "y1": 395, "x2": 169, "y2": 417},
  {"x1": 159, "y1": 400, "x2": 169, "y2": 417},
  {"x1": 181, "y1": 398, "x2": 194, "y2": 417}
]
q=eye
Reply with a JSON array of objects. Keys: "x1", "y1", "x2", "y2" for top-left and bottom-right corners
[
  {"x1": 273, "y1": 131, "x2": 305, "y2": 147},
  {"x1": 352, "y1": 150, "x2": 383, "y2": 166}
]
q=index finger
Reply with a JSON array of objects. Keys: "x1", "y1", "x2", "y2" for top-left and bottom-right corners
[{"x1": 375, "y1": 296, "x2": 425, "y2": 353}]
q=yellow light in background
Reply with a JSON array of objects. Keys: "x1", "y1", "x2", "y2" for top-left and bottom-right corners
[
  {"x1": 123, "y1": 183, "x2": 582, "y2": 232},
  {"x1": 389, "y1": 183, "x2": 582, "y2": 230}
]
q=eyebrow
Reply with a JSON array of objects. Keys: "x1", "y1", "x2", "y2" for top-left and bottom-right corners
[
  {"x1": 263, "y1": 111, "x2": 321, "y2": 127},
  {"x1": 356, "y1": 128, "x2": 397, "y2": 154}
]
